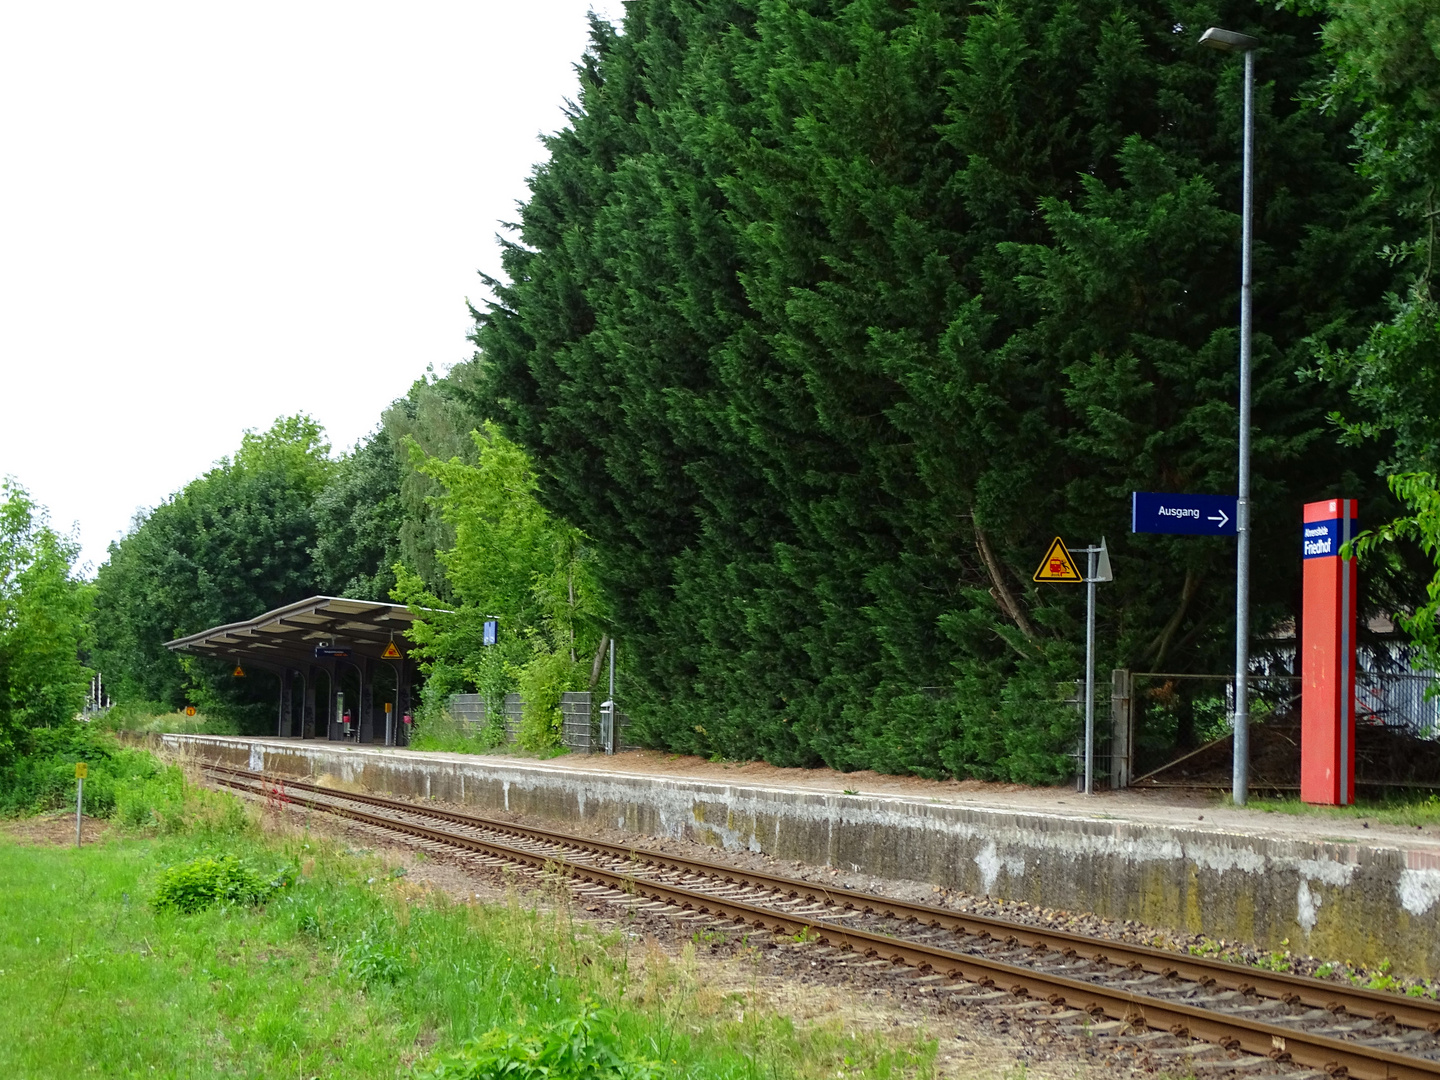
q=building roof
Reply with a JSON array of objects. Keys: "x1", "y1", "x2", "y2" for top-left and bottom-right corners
[{"x1": 165, "y1": 596, "x2": 425, "y2": 669}]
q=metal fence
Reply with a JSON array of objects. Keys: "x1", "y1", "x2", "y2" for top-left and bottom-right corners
[
  {"x1": 1355, "y1": 669, "x2": 1440, "y2": 739},
  {"x1": 1099, "y1": 661, "x2": 1440, "y2": 789},
  {"x1": 445, "y1": 692, "x2": 633, "y2": 753}
]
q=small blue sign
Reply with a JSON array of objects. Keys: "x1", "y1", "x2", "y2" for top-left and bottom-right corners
[
  {"x1": 1302, "y1": 517, "x2": 1359, "y2": 559},
  {"x1": 314, "y1": 645, "x2": 351, "y2": 658},
  {"x1": 1132, "y1": 492, "x2": 1238, "y2": 536},
  {"x1": 482, "y1": 619, "x2": 498, "y2": 646}
]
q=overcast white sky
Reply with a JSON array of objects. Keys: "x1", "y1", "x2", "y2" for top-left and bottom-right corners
[{"x1": 0, "y1": 1, "x2": 621, "y2": 572}]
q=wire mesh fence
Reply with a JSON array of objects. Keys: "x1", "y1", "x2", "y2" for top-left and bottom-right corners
[
  {"x1": 1103, "y1": 660, "x2": 1440, "y2": 790},
  {"x1": 445, "y1": 692, "x2": 633, "y2": 753}
]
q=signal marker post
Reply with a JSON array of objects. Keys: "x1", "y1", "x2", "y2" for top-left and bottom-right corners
[
  {"x1": 1034, "y1": 537, "x2": 1112, "y2": 795},
  {"x1": 75, "y1": 762, "x2": 87, "y2": 846}
]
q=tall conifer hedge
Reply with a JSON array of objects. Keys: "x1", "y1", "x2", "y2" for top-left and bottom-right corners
[{"x1": 477, "y1": 0, "x2": 1393, "y2": 781}]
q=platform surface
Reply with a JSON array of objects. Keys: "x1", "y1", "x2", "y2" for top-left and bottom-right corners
[{"x1": 202, "y1": 736, "x2": 1440, "y2": 853}]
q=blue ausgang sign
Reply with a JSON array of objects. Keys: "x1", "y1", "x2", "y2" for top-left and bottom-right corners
[
  {"x1": 1131, "y1": 492, "x2": 1238, "y2": 536},
  {"x1": 1302, "y1": 517, "x2": 1359, "y2": 560}
]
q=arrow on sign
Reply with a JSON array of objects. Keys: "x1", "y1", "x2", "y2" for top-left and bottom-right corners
[{"x1": 1209, "y1": 509, "x2": 1229, "y2": 529}]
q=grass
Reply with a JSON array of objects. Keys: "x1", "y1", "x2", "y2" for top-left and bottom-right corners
[
  {"x1": 0, "y1": 769, "x2": 937, "y2": 1079},
  {"x1": 115, "y1": 711, "x2": 227, "y2": 735},
  {"x1": 98, "y1": 699, "x2": 240, "y2": 736},
  {"x1": 1237, "y1": 791, "x2": 1440, "y2": 828}
]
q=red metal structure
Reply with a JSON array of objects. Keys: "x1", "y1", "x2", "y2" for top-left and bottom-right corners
[{"x1": 1300, "y1": 498, "x2": 1359, "y2": 805}]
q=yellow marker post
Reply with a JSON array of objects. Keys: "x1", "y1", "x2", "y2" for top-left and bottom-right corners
[{"x1": 74, "y1": 762, "x2": 87, "y2": 846}]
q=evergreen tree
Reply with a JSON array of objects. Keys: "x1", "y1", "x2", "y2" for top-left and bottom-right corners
[{"x1": 477, "y1": 0, "x2": 1394, "y2": 780}]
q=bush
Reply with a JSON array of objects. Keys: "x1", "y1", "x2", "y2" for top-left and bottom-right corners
[
  {"x1": 0, "y1": 723, "x2": 161, "y2": 818},
  {"x1": 423, "y1": 1001, "x2": 663, "y2": 1080},
  {"x1": 516, "y1": 651, "x2": 577, "y2": 752},
  {"x1": 151, "y1": 854, "x2": 291, "y2": 914},
  {"x1": 409, "y1": 695, "x2": 502, "y2": 754}
]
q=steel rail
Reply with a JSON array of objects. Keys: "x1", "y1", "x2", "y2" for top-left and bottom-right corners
[
  {"x1": 212, "y1": 769, "x2": 1440, "y2": 1080},
  {"x1": 204, "y1": 762, "x2": 1440, "y2": 1034}
]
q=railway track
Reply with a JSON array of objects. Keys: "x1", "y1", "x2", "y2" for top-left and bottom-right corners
[{"x1": 205, "y1": 762, "x2": 1440, "y2": 1080}]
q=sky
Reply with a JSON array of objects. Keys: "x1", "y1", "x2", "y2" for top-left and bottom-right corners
[{"x1": 0, "y1": 1, "x2": 620, "y2": 573}]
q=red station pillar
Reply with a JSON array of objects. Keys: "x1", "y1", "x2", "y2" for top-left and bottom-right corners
[{"x1": 1300, "y1": 498, "x2": 1358, "y2": 805}]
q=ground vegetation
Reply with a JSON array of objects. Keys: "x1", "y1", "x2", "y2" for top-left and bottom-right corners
[{"x1": 0, "y1": 772, "x2": 936, "y2": 1079}]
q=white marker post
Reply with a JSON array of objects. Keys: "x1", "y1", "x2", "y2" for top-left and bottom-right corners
[{"x1": 75, "y1": 762, "x2": 87, "y2": 846}]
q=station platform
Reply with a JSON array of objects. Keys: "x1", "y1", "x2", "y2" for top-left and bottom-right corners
[{"x1": 152, "y1": 734, "x2": 1440, "y2": 978}]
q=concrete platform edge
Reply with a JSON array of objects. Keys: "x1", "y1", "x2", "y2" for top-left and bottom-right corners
[{"x1": 156, "y1": 734, "x2": 1440, "y2": 977}]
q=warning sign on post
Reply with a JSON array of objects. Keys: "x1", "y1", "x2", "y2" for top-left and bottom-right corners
[
  {"x1": 1033, "y1": 537, "x2": 1083, "y2": 582},
  {"x1": 381, "y1": 641, "x2": 402, "y2": 659}
]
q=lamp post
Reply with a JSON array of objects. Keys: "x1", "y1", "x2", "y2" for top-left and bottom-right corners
[{"x1": 1200, "y1": 26, "x2": 1260, "y2": 806}]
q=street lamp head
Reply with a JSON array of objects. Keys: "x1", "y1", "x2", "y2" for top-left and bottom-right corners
[{"x1": 1200, "y1": 26, "x2": 1259, "y2": 53}]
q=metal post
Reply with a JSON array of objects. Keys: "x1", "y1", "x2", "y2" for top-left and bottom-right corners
[
  {"x1": 1232, "y1": 46, "x2": 1256, "y2": 807},
  {"x1": 1084, "y1": 548, "x2": 1097, "y2": 796},
  {"x1": 608, "y1": 639, "x2": 616, "y2": 754},
  {"x1": 76, "y1": 774, "x2": 84, "y2": 846}
]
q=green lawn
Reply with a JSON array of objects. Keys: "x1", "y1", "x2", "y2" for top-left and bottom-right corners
[{"x1": 0, "y1": 788, "x2": 935, "y2": 1079}]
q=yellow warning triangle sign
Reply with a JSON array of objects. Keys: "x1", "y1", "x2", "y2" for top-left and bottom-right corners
[
  {"x1": 381, "y1": 641, "x2": 402, "y2": 659},
  {"x1": 232, "y1": 665, "x2": 246, "y2": 677},
  {"x1": 1033, "y1": 537, "x2": 1083, "y2": 583}
]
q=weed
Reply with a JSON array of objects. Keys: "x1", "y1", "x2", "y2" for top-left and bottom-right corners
[
  {"x1": 691, "y1": 926, "x2": 726, "y2": 947},
  {"x1": 1251, "y1": 950, "x2": 1292, "y2": 973},
  {"x1": 344, "y1": 929, "x2": 406, "y2": 988},
  {"x1": 421, "y1": 999, "x2": 661, "y2": 1080},
  {"x1": 151, "y1": 854, "x2": 290, "y2": 914}
]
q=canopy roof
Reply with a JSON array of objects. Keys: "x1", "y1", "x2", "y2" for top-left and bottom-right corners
[{"x1": 165, "y1": 596, "x2": 424, "y2": 669}]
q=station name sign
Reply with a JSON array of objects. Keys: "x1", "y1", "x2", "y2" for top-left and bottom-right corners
[
  {"x1": 1131, "y1": 492, "x2": 1237, "y2": 536},
  {"x1": 1302, "y1": 512, "x2": 1359, "y2": 560}
]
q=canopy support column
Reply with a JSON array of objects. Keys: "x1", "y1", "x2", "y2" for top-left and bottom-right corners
[
  {"x1": 358, "y1": 659, "x2": 375, "y2": 744},
  {"x1": 277, "y1": 670, "x2": 293, "y2": 737},
  {"x1": 327, "y1": 662, "x2": 340, "y2": 741},
  {"x1": 397, "y1": 659, "x2": 412, "y2": 747},
  {"x1": 303, "y1": 666, "x2": 318, "y2": 739}
]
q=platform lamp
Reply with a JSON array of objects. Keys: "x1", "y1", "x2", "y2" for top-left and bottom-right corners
[{"x1": 1200, "y1": 25, "x2": 1260, "y2": 806}]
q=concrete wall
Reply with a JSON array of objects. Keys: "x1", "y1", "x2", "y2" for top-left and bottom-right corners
[{"x1": 162, "y1": 734, "x2": 1440, "y2": 978}]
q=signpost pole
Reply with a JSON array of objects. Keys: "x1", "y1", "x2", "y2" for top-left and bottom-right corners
[
  {"x1": 1084, "y1": 548, "x2": 1097, "y2": 797},
  {"x1": 1199, "y1": 24, "x2": 1261, "y2": 807}
]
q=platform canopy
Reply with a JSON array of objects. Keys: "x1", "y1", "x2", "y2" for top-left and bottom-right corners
[{"x1": 165, "y1": 595, "x2": 423, "y2": 669}]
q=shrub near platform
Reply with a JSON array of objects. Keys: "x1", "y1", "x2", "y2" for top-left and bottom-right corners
[
  {"x1": 0, "y1": 724, "x2": 160, "y2": 818},
  {"x1": 0, "y1": 781, "x2": 936, "y2": 1080}
]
